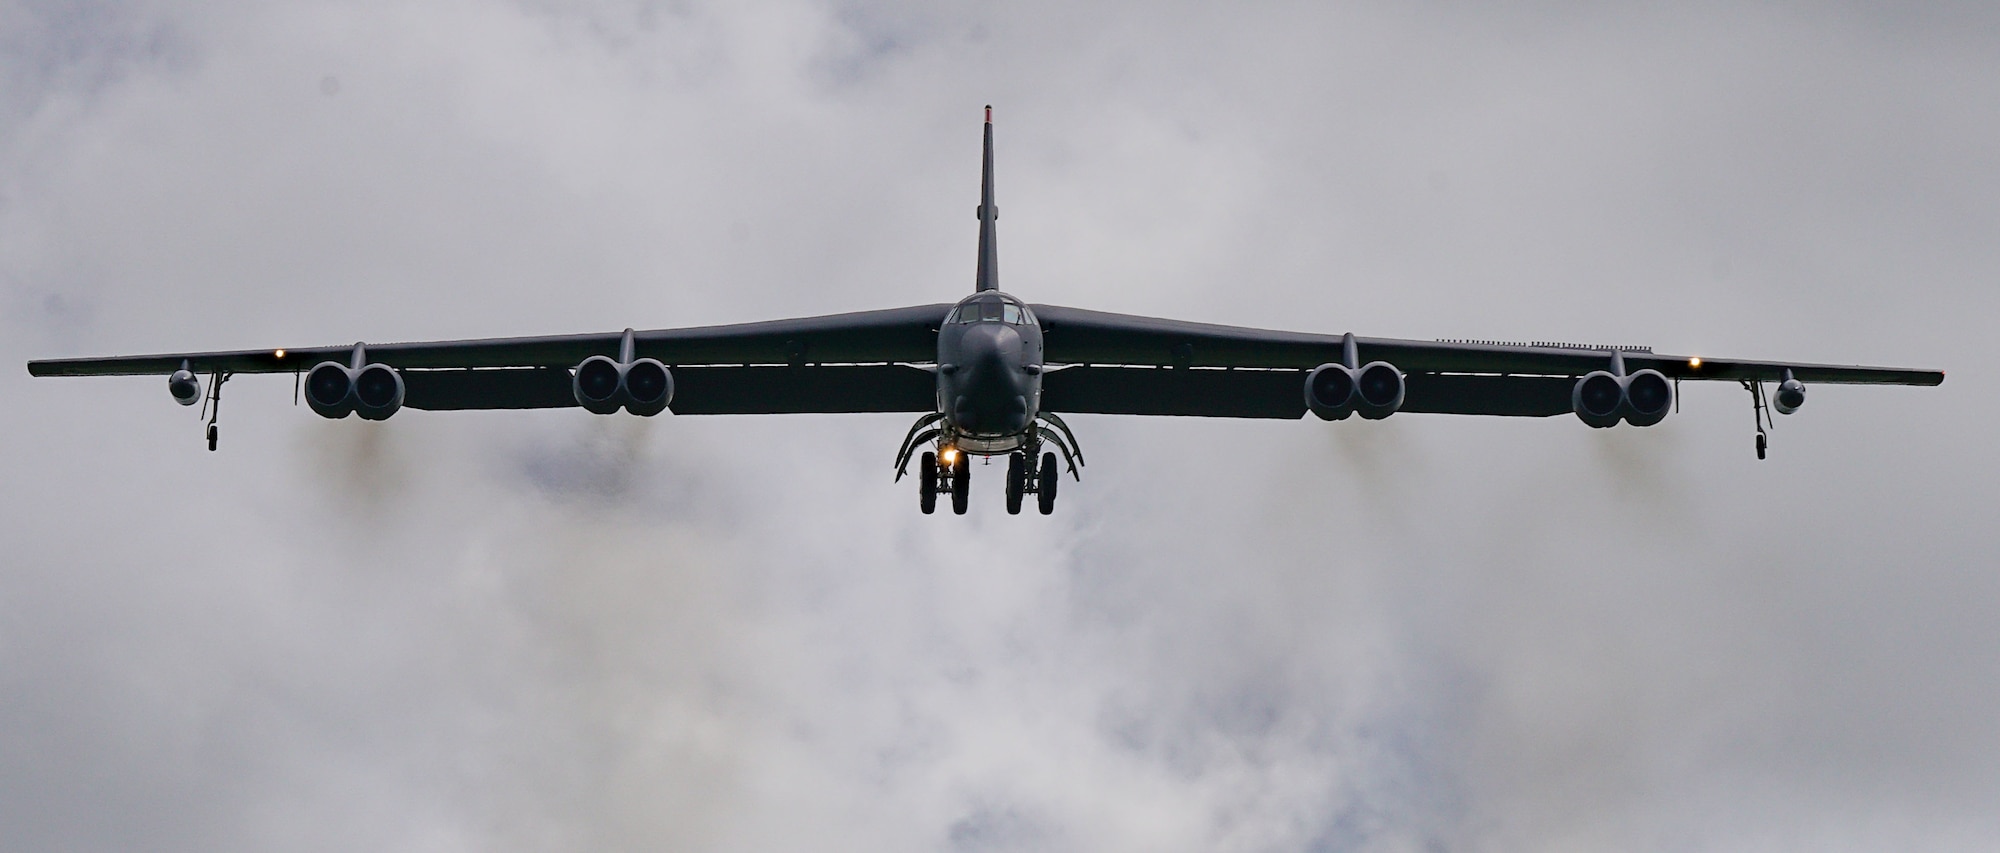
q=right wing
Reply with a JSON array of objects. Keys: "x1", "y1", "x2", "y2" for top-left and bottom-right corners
[
  {"x1": 27, "y1": 304, "x2": 951, "y2": 415},
  {"x1": 28, "y1": 304, "x2": 950, "y2": 376},
  {"x1": 402, "y1": 364, "x2": 936, "y2": 414}
]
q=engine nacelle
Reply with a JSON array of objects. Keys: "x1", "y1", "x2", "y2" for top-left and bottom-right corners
[
  {"x1": 306, "y1": 360, "x2": 404, "y2": 420},
  {"x1": 1306, "y1": 361, "x2": 1405, "y2": 421},
  {"x1": 1354, "y1": 361, "x2": 1406, "y2": 420},
  {"x1": 1621, "y1": 369, "x2": 1673, "y2": 427},
  {"x1": 622, "y1": 358, "x2": 674, "y2": 416},
  {"x1": 168, "y1": 369, "x2": 201, "y2": 406},
  {"x1": 1304, "y1": 363, "x2": 1357, "y2": 420},
  {"x1": 1573, "y1": 371, "x2": 1623, "y2": 428},
  {"x1": 572, "y1": 355, "x2": 674, "y2": 416},
  {"x1": 1574, "y1": 369, "x2": 1674, "y2": 428},
  {"x1": 1773, "y1": 377, "x2": 1806, "y2": 415},
  {"x1": 306, "y1": 361, "x2": 356, "y2": 419},
  {"x1": 353, "y1": 363, "x2": 406, "y2": 421}
]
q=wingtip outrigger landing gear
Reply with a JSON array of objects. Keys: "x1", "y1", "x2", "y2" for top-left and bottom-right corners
[
  {"x1": 1743, "y1": 378, "x2": 1771, "y2": 460},
  {"x1": 196, "y1": 369, "x2": 232, "y2": 452}
]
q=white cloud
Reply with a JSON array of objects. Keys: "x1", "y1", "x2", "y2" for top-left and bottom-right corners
[{"x1": 4, "y1": 2, "x2": 1994, "y2": 850}]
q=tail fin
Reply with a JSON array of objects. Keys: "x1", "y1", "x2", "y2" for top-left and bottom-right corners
[{"x1": 975, "y1": 106, "x2": 999, "y2": 292}]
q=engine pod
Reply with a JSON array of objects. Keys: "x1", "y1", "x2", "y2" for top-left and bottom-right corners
[
  {"x1": 353, "y1": 363, "x2": 405, "y2": 421},
  {"x1": 305, "y1": 361, "x2": 356, "y2": 419},
  {"x1": 1773, "y1": 378, "x2": 1806, "y2": 415},
  {"x1": 168, "y1": 369, "x2": 201, "y2": 406},
  {"x1": 1304, "y1": 363, "x2": 1357, "y2": 421},
  {"x1": 573, "y1": 355, "x2": 626, "y2": 415},
  {"x1": 1621, "y1": 369, "x2": 1672, "y2": 427},
  {"x1": 1572, "y1": 371, "x2": 1622, "y2": 429},
  {"x1": 1354, "y1": 361, "x2": 1405, "y2": 420},
  {"x1": 622, "y1": 358, "x2": 673, "y2": 417}
]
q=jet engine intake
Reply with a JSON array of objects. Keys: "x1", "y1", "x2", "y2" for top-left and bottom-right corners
[
  {"x1": 1355, "y1": 362, "x2": 1406, "y2": 420},
  {"x1": 1773, "y1": 377, "x2": 1806, "y2": 415},
  {"x1": 571, "y1": 355, "x2": 674, "y2": 416},
  {"x1": 306, "y1": 361, "x2": 355, "y2": 419},
  {"x1": 1304, "y1": 363, "x2": 1356, "y2": 420},
  {"x1": 1621, "y1": 369, "x2": 1673, "y2": 427},
  {"x1": 623, "y1": 358, "x2": 674, "y2": 416},
  {"x1": 1572, "y1": 371, "x2": 1623, "y2": 428},
  {"x1": 1573, "y1": 368, "x2": 1674, "y2": 428},
  {"x1": 306, "y1": 360, "x2": 405, "y2": 420},
  {"x1": 1305, "y1": 362, "x2": 1406, "y2": 420},
  {"x1": 168, "y1": 368, "x2": 201, "y2": 406},
  {"x1": 353, "y1": 363, "x2": 406, "y2": 421}
]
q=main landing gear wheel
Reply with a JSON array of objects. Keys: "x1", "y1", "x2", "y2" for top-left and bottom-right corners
[
  {"x1": 1005, "y1": 452, "x2": 1026, "y2": 515},
  {"x1": 1036, "y1": 451, "x2": 1058, "y2": 515},
  {"x1": 951, "y1": 456, "x2": 971, "y2": 515},
  {"x1": 918, "y1": 451, "x2": 938, "y2": 514}
]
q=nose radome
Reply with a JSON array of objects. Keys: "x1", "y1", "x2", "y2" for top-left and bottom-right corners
[{"x1": 964, "y1": 322, "x2": 1023, "y2": 361}]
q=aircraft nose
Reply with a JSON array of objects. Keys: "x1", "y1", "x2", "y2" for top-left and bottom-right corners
[
  {"x1": 962, "y1": 322, "x2": 1023, "y2": 364},
  {"x1": 950, "y1": 324, "x2": 1031, "y2": 434}
]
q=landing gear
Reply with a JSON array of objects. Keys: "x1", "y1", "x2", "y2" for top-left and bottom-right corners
[
  {"x1": 894, "y1": 413, "x2": 1086, "y2": 516},
  {"x1": 196, "y1": 370, "x2": 231, "y2": 452},
  {"x1": 919, "y1": 451, "x2": 938, "y2": 514},
  {"x1": 1742, "y1": 379, "x2": 1772, "y2": 461},
  {"x1": 951, "y1": 455, "x2": 971, "y2": 515},
  {"x1": 1037, "y1": 452, "x2": 1058, "y2": 515},
  {"x1": 1005, "y1": 452, "x2": 1026, "y2": 515}
]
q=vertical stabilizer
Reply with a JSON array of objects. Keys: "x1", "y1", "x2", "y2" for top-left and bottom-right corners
[{"x1": 975, "y1": 106, "x2": 999, "y2": 292}]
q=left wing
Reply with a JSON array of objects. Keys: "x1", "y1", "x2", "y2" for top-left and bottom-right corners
[{"x1": 1030, "y1": 304, "x2": 1941, "y2": 418}]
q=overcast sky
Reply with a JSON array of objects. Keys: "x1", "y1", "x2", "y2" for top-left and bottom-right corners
[{"x1": 3, "y1": 2, "x2": 1995, "y2": 850}]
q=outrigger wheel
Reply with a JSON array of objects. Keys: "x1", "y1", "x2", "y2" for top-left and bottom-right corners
[
  {"x1": 1037, "y1": 451, "x2": 1058, "y2": 515},
  {"x1": 951, "y1": 455, "x2": 971, "y2": 515},
  {"x1": 1005, "y1": 452, "x2": 1026, "y2": 515},
  {"x1": 918, "y1": 451, "x2": 938, "y2": 514}
]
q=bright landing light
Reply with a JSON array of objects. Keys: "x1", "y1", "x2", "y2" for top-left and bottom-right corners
[
  {"x1": 941, "y1": 447, "x2": 958, "y2": 465},
  {"x1": 1688, "y1": 357, "x2": 1702, "y2": 368}
]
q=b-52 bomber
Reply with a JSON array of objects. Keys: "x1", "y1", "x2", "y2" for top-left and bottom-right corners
[{"x1": 28, "y1": 108, "x2": 1943, "y2": 515}]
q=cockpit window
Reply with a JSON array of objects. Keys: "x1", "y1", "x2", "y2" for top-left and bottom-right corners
[{"x1": 951, "y1": 296, "x2": 1030, "y2": 325}]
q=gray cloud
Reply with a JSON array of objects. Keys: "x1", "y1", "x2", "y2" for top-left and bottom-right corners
[{"x1": 4, "y1": 1, "x2": 1995, "y2": 850}]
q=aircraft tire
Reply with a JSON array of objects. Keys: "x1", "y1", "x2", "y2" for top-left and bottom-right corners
[
  {"x1": 1005, "y1": 452, "x2": 1026, "y2": 515},
  {"x1": 1037, "y1": 452, "x2": 1058, "y2": 515},
  {"x1": 919, "y1": 451, "x2": 938, "y2": 514},
  {"x1": 951, "y1": 456, "x2": 971, "y2": 515}
]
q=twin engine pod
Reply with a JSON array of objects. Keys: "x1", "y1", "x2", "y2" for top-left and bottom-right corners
[
  {"x1": 572, "y1": 355, "x2": 673, "y2": 416},
  {"x1": 305, "y1": 361, "x2": 405, "y2": 420},
  {"x1": 1572, "y1": 368, "x2": 1673, "y2": 428},
  {"x1": 1304, "y1": 361, "x2": 1406, "y2": 420}
]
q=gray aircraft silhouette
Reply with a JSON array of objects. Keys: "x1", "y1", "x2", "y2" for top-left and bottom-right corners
[{"x1": 28, "y1": 107, "x2": 1943, "y2": 515}]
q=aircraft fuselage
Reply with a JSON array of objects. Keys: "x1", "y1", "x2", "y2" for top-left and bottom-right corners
[{"x1": 935, "y1": 291, "x2": 1043, "y2": 451}]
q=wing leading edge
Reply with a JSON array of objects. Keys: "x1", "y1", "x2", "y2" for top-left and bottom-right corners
[{"x1": 26, "y1": 304, "x2": 952, "y2": 378}]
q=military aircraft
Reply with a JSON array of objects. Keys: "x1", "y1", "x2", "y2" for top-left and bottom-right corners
[{"x1": 28, "y1": 107, "x2": 1944, "y2": 515}]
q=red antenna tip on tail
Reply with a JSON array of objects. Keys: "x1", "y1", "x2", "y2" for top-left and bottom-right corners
[{"x1": 985, "y1": 105, "x2": 992, "y2": 123}]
